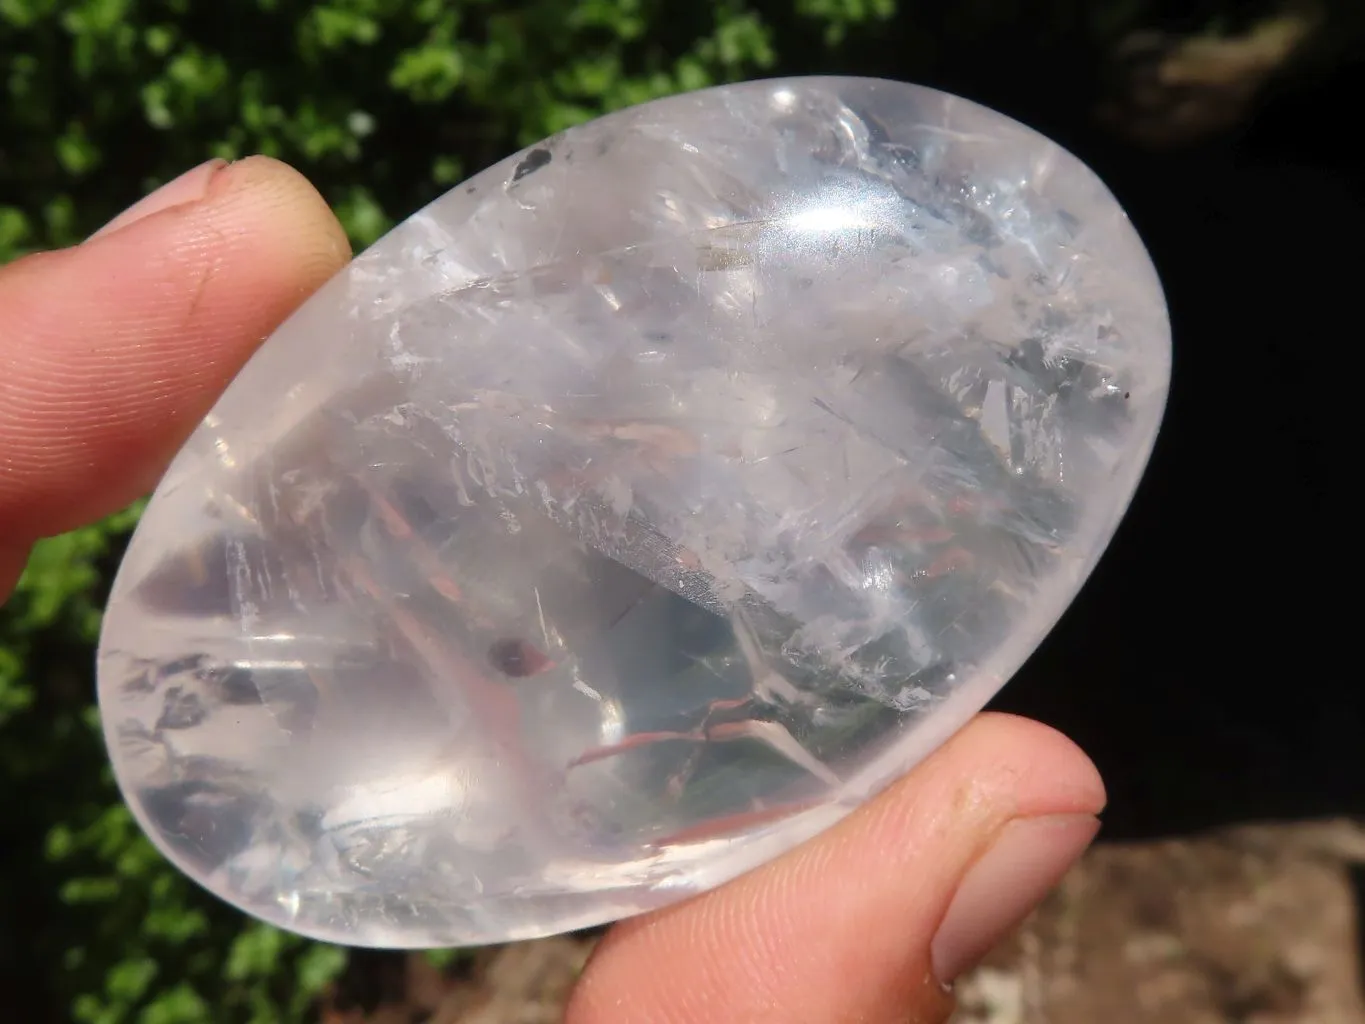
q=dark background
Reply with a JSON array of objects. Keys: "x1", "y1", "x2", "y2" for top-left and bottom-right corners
[{"x1": 987, "y1": 56, "x2": 1362, "y2": 840}]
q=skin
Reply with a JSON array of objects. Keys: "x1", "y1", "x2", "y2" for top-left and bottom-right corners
[{"x1": 0, "y1": 157, "x2": 1105, "y2": 1023}]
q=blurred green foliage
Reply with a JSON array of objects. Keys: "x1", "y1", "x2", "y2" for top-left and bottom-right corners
[
  {"x1": 0, "y1": 0, "x2": 1347, "y2": 1020},
  {"x1": 0, "y1": 0, "x2": 852, "y2": 260}
]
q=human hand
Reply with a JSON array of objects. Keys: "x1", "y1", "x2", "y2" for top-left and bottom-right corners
[{"x1": 0, "y1": 158, "x2": 1105, "y2": 1024}]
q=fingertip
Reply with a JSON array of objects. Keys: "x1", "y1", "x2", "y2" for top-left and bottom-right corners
[
  {"x1": 968, "y1": 712, "x2": 1107, "y2": 817},
  {"x1": 203, "y1": 155, "x2": 353, "y2": 278},
  {"x1": 87, "y1": 158, "x2": 229, "y2": 241},
  {"x1": 82, "y1": 154, "x2": 352, "y2": 301},
  {"x1": 0, "y1": 156, "x2": 353, "y2": 538}
]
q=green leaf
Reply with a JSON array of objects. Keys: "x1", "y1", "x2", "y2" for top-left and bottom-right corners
[
  {"x1": 139, "y1": 983, "x2": 210, "y2": 1024},
  {"x1": 107, "y1": 957, "x2": 158, "y2": 1003},
  {"x1": 60, "y1": 876, "x2": 121, "y2": 904},
  {"x1": 226, "y1": 923, "x2": 290, "y2": 981},
  {"x1": 333, "y1": 185, "x2": 392, "y2": 246},
  {"x1": 294, "y1": 943, "x2": 348, "y2": 996},
  {"x1": 390, "y1": 42, "x2": 465, "y2": 101}
]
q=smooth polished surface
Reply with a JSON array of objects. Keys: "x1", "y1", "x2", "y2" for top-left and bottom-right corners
[{"x1": 97, "y1": 77, "x2": 1170, "y2": 947}]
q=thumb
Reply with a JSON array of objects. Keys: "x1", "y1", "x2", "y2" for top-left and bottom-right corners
[
  {"x1": 567, "y1": 712, "x2": 1104, "y2": 1024},
  {"x1": 0, "y1": 156, "x2": 350, "y2": 543}
]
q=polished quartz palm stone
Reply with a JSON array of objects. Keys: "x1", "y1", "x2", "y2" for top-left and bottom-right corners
[{"x1": 97, "y1": 77, "x2": 1170, "y2": 948}]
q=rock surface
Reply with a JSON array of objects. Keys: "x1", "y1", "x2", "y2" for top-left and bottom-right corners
[{"x1": 319, "y1": 821, "x2": 1365, "y2": 1023}]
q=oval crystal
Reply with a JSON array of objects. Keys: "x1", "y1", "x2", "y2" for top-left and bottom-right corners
[{"x1": 96, "y1": 77, "x2": 1170, "y2": 947}]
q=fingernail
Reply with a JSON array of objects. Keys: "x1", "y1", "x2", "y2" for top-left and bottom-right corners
[
  {"x1": 88, "y1": 158, "x2": 228, "y2": 240},
  {"x1": 931, "y1": 813, "x2": 1100, "y2": 986}
]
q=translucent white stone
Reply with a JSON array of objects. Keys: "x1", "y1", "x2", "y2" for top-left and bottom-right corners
[{"x1": 96, "y1": 77, "x2": 1170, "y2": 948}]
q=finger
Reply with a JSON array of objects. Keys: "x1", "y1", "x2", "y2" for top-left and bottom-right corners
[
  {"x1": 566, "y1": 712, "x2": 1105, "y2": 1024},
  {"x1": 0, "y1": 156, "x2": 351, "y2": 543}
]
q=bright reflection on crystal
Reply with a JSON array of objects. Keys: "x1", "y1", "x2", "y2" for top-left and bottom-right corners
[{"x1": 96, "y1": 77, "x2": 1170, "y2": 948}]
